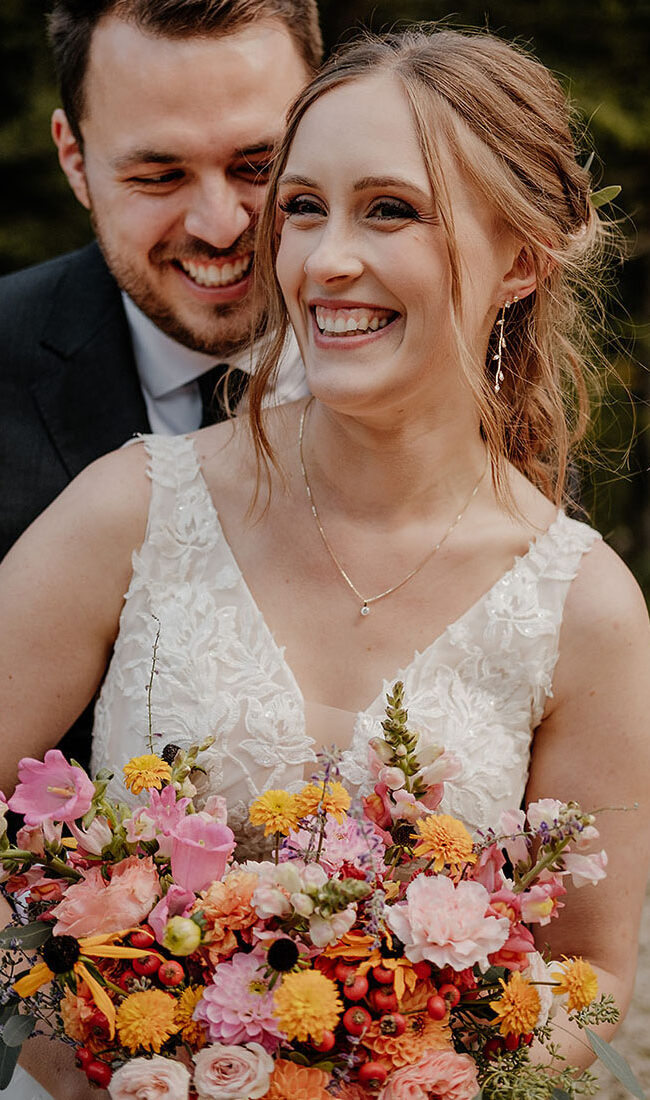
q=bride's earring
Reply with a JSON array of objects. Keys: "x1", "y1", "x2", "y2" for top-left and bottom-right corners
[{"x1": 492, "y1": 296, "x2": 517, "y2": 393}]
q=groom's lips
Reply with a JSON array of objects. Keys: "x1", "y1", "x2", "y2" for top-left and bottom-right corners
[{"x1": 173, "y1": 253, "x2": 254, "y2": 303}]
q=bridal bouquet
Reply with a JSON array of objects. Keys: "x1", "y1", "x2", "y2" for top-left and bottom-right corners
[{"x1": 0, "y1": 684, "x2": 642, "y2": 1099}]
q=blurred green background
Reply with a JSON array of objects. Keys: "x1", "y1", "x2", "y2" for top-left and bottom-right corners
[{"x1": 2, "y1": 0, "x2": 649, "y2": 593}]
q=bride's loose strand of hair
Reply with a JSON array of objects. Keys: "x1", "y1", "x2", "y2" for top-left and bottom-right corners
[{"x1": 248, "y1": 25, "x2": 623, "y2": 513}]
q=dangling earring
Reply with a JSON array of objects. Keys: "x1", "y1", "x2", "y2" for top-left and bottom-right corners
[{"x1": 492, "y1": 296, "x2": 518, "y2": 393}]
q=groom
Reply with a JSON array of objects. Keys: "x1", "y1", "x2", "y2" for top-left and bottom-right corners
[{"x1": 0, "y1": 0, "x2": 320, "y2": 563}]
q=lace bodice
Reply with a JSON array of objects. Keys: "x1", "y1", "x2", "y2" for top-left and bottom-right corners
[{"x1": 91, "y1": 435, "x2": 600, "y2": 845}]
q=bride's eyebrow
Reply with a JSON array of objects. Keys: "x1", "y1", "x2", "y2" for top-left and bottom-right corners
[
  {"x1": 353, "y1": 175, "x2": 430, "y2": 202},
  {"x1": 278, "y1": 173, "x2": 319, "y2": 189}
]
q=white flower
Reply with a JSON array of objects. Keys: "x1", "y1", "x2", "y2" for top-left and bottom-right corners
[
  {"x1": 109, "y1": 1055, "x2": 190, "y2": 1100},
  {"x1": 522, "y1": 951, "x2": 556, "y2": 1025},
  {"x1": 561, "y1": 850, "x2": 608, "y2": 888},
  {"x1": 309, "y1": 904, "x2": 357, "y2": 948},
  {"x1": 193, "y1": 1042, "x2": 273, "y2": 1100}
]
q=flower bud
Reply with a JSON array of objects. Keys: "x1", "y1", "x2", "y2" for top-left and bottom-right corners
[{"x1": 162, "y1": 915, "x2": 202, "y2": 956}]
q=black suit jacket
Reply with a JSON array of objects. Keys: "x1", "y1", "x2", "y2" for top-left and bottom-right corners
[{"x1": 0, "y1": 242, "x2": 151, "y2": 769}]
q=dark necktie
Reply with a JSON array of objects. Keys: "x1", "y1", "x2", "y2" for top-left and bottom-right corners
[{"x1": 197, "y1": 364, "x2": 249, "y2": 428}]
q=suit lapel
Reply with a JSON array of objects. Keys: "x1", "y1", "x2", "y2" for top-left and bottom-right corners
[{"x1": 30, "y1": 243, "x2": 150, "y2": 479}]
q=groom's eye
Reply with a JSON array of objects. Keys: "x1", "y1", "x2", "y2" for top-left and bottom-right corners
[{"x1": 128, "y1": 170, "x2": 185, "y2": 186}]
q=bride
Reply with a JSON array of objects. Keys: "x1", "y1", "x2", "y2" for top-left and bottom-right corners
[{"x1": 2, "y1": 26, "x2": 650, "y2": 1100}]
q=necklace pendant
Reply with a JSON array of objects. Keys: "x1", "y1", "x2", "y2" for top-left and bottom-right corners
[{"x1": 360, "y1": 603, "x2": 370, "y2": 616}]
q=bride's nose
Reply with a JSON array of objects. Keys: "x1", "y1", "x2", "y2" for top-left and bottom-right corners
[{"x1": 302, "y1": 220, "x2": 364, "y2": 284}]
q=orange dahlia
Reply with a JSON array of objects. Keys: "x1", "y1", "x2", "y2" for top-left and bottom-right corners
[{"x1": 262, "y1": 1059, "x2": 332, "y2": 1100}]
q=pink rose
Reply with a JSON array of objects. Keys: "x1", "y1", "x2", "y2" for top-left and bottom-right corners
[
  {"x1": 51, "y1": 855, "x2": 160, "y2": 937},
  {"x1": 170, "y1": 816, "x2": 235, "y2": 893},
  {"x1": 8, "y1": 750, "x2": 95, "y2": 826},
  {"x1": 386, "y1": 874, "x2": 509, "y2": 971},
  {"x1": 193, "y1": 1042, "x2": 273, "y2": 1100},
  {"x1": 379, "y1": 1050, "x2": 479, "y2": 1100},
  {"x1": 109, "y1": 1056, "x2": 190, "y2": 1100}
]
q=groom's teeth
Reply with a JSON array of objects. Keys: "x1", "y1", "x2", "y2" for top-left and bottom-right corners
[
  {"x1": 314, "y1": 306, "x2": 396, "y2": 336},
  {"x1": 180, "y1": 254, "x2": 252, "y2": 287}
]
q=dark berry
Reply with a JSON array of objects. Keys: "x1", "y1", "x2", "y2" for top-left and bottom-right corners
[{"x1": 161, "y1": 743, "x2": 181, "y2": 764}]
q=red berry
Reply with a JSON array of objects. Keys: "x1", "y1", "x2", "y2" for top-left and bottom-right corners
[
  {"x1": 343, "y1": 973, "x2": 369, "y2": 1001},
  {"x1": 523, "y1": 1032, "x2": 534, "y2": 1046},
  {"x1": 426, "y1": 994, "x2": 447, "y2": 1021},
  {"x1": 312, "y1": 1029, "x2": 336, "y2": 1053},
  {"x1": 484, "y1": 1037, "x2": 502, "y2": 1059},
  {"x1": 129, "y1": 925, "x2": 155, "y2": 949},
  {"x1": 86, "y1": 1061, "x2": 113, "y2": 1088},
  {"x1": 87, "y1": 1008, "x2": 110, "y2": 1036},
  {"x1": 438, "y1": 982, "x2": 461, "y2": 1009},
  {"x1": 343, "y1": 1006, "x2": 372, "y2": 1036},
  {"x1": 412, "y1": 960, "x2": 432, "y2": 980},
  {"x1": 379, "y1": 1012, "x2": 406, "y2": 1037},
  {"x1": 505, "y1": 1032, "x2": 520, "y2": 1052},
  {"x1": 372, "y1": 965, "x2": 394, "y2": 985},
  {"x1": 358, "y1": 1061, "x2": 388, "y2": 1088},
  {"x1": 335, "y1": 961, "x2": 358, "y2": 984},
  {"x1": 369, "y1": 988, "x2": 398, "y2": 1014},
  {"x1": 117, "y1": 968, "x2": 137, "y2": 992},
  {"x1": 132, "y1": 952, "x2": 160, "y2": 976},
  {"x1": 75, "y1": 1048, "x2": 93, "y2": 1069},
  {"x1": 158, "y1": 960, "x2": 185, "y2": 987}
]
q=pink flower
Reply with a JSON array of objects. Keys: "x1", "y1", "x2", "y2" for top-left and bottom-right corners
[
  {"x1": 68, "y1": 816, "x2": 112, "y2": 857},
  {"x1": 203, "y1": 795, "x2": 229, "y2": 824},
  {"x1": 413, "y1": 750, "x2": 462, "y2": 789},
  {"x1": 193, "y1": 1042, "x2": 273, "y2": 1100},
  {"x1": 363, "y1": 783, "x2": 393, "y2": 832},
  {"x1": 51, "y1": 855, "x2": 160, "y2": 937},
  {"x1": 124, "y1": 806, "x2": 158, "y2": 846},
  {"x1": 16, "y1": 819, "x2": 62, "y2": 857},
  {"x1": 488, "y1": 921, "x2": 536, "y2": 971},
  {"x1": 149, "y1": 885, "x2": 196, "y2": 944},
  {"x1": 386, "y1": 874, "x2": 509, "y2": 971},
  {"x1": 194, "y1": 952, "x2": 282, "y2": 1051},
  {"x1": 379, "y1": 1050, "x2": 479, "y2": 1100},
  {"x1": 378, "y1": 766, "x2": 407, "y2": 791},
  {"x1": 561, "y1": 849, "x2": 608, "y2": 888},
  {"x1": 472, "y1": 844, "x2": 506, "y2": 892},
  {"x1": 170, "y1": 816, "x2": 235, "y2": 893},
  {"x1": 8, "y1": 751, "x2": 95, "y2": 826},
  {"x1": 527, "y1": 799, "x2": 564, "y2": 833},
  {"x1": 147, "y1": 784, "x2": 191, "y2": 836},
  {"x1": 498, "y1": 808, "x2": 529, "y2": 865},
  {"x1": 283, "y1": 815, "x2": 386, "y2": 876},
  {"x1": 108, "y1": 1055, "x2": 190, "y2": 1100},
  {"x1": 519, "y1": 875, "x2": 566, "y2": 926}
]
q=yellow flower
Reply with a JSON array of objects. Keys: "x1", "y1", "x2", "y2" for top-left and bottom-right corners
[
  {"x1": 490, "y1": 971, "x2": 541, "y2": 1037},
  {"x1": 123, "y1": 754, "x2": 172, "y2": 795},
  {"x1": 175, "y1": 985, "x2": 207, "y2": 1048},
  {"x1": 412, "y1": 814, "x2": 476, "y2": 872},
  {"x1": 552, "y1": 956, "x2": 599, "y2": 1012},
  {"x1": 116, "y1": 989, "x2": 179, "y2": 1052},
  {"x1": 249, "y1": 789, "x2": 300, "y2": 836},
  {"x1": 295, "y1": 781, "x2": 351, "y2": 822},
  {"x1": 273, "y1": 968, "x2": 342, "y2": 1042}
]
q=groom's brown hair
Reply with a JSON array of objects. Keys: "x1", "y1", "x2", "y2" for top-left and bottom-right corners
[{"x1": 48, "y1": 0, "x2": 323, "y2": 145}]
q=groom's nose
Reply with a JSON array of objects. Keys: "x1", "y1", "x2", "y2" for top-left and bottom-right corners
[{"x1": 183, "y1": 174, "x2": 254, "y2": 251}]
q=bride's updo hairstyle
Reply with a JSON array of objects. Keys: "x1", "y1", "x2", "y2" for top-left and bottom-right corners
[{"x1": 249, "y1": 27, "x2": 617, "y2": 507}]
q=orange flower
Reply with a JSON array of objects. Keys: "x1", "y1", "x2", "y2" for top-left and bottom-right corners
[
  {"x1": 193, "y1": 870, "x2": 258, "y2": 963},
  {"x1": 295, "y1": 781, "x2": 351, "y2": 822},
  {"x1": 262, "y1": 1059, "x2": 331, "y2": 1100},
  {"x1": 362, "y1": 997, "x2": 452, "y2": 1069},
  {"x1": 412, "y1": 814, "x2": 476, "y2": 873}
]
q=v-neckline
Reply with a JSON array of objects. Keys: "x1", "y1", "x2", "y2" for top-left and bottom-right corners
[{"x1": 188, "y1": 436, "x2": 564, "y2": 717}]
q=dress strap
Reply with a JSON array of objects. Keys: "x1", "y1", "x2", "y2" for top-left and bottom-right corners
[{"x1": 127, "y1": 433, "x2": 213, "y2": 557}]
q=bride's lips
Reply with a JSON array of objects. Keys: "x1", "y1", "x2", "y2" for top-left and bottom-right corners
[
  {"x1": 308, "y1": 299, "x2": 401, "y2": 349},
  {"x1": 172, "y1": 253, "x2": 254, "y2": 303}
]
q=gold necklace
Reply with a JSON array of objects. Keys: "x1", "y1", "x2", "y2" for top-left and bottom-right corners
[{"x1": 298, "y1": 399, "x2": 487, "y2": 617}]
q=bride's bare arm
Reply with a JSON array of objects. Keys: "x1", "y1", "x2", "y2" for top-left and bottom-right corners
[
  {"x1": 0, "y1": 444, "x2": 149, "y2": 796},
  {"x1": 525, "y1": 538, "x2": 650, "y2": 1068}
]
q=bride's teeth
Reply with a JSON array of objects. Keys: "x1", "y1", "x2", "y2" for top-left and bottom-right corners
[
  {"x1": 334, "y1": 317, "x2": 347, "y2": 333},
  {"x1": 378, "y1": 318, "x2": 388, "y2": 328},
  {"x1": 313, "y1": 306, "x2": 396, "y2": 335},
  {"x1": 345, "y1": 318, "x2": 358, "y2": 332},
  {"x1": 369, "y1": 317, "x2": 379, "y2": 331}
]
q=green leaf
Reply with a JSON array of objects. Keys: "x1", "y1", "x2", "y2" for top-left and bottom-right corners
[
  {"x1": 1, "y1": 1013, "x2": 35, "y2": 1046},
  {"x1": 551, "y1": 1089, "x2": 573, "y2": 1100},
  {"x1": 590, "y1": 184, "x2": 622, "y2": 209},
  {"x1": 586, "y1": 1028, "x2": 647, "y2": 1098},
  {"x1": 0, "y1": 921, "x2": 52, "y2": 950},
  {"x1": 0, "y1": 1038, "x2": 21, "y2": 1090}
]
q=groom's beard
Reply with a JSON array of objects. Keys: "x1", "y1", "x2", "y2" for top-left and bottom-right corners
[{"x1": 92, "y1": 215, "x2": 267, "y2": 358}]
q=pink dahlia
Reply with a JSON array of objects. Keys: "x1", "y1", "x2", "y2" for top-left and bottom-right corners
[
  {"x1": 8, "y1": 751, "x2": 95, "y2": 826},
  {"x1": 386, "y1": 874, "x2": 509, "y2": 972},
  {"x1": 194, "y1": 951, "x2": 282, "y2": 1052}
]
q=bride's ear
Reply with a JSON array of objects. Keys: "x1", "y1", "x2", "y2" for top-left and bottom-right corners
[{"x1": 500, "y1": 244, "x2": 538, "y2": 305}]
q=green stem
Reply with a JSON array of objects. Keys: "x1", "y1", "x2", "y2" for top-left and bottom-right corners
[{"x1": 515, "y1": 836, "x2": 571, "y2": 893}]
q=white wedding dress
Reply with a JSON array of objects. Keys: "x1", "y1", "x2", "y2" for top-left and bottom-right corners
[{"x1": 12, "y1": 433, "x2": 599, "y2": 1100}]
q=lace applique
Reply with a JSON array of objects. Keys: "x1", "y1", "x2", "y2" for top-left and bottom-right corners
[{"x1": 92, "y1": 436, "x2": 600, "y2": 837}]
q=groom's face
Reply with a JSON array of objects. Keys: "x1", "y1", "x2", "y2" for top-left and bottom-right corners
[{"x1": 52, "y1": 16, "x2": 309, "y2": 357}]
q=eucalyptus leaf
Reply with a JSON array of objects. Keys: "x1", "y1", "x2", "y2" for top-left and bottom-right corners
[
  {"x1": 551, "y1": 1089, "x2": 573, "y2": 1100},
  {"x1": 586, "y1": 1028, "x2": 647, "y2": 1098},
  {"x1": 0, "y1": 1038, "x2": 21, "y2": 1090},
  {"x1": 0, "y1": 921, "x2": 51, "y2": 950},
  {"x1": 1, "y1": 1013, "x2": 35, "y2": 1047},
  {"x1": 590, "y1": 185, "x2": 622, "y2": 209},
  {"x1": 0, "y1": 1004, "x2": 18, "y2": 1027}
]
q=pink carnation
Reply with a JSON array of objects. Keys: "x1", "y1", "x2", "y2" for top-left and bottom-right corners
[
  {"x1": 8, "y1": 751, "x2": 95, "y2": 826},
  {"x1": 50, "y1": 855, "x2": 160, "y2": 937},
  {"x1": 379, "y1": 1050, "x2": 479, "y2": 1100},
  {"x1": 386, "y1": 874, "x2": 509, "y2": 972}
]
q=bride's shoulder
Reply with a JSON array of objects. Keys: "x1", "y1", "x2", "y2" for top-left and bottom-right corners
[
  {"x1": 54, "y1": 440, "x2": 152, "y2": 551},
  {"x1": 563, "y1": 534, "x2": 648, "y2": 639}
]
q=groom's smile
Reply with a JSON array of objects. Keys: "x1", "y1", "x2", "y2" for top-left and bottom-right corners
[{"x1": 53, "y1": 14, "x2": 310, "y2": 357}]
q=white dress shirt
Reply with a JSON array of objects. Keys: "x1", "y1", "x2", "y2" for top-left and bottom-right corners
[{"x1": 122, "y1": 294, "x2": 308, "y2": 434}]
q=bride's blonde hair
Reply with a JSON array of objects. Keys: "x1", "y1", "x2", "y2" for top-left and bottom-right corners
[{"x1": 249, "y1": 27, "x2": 618, "y2": 507}]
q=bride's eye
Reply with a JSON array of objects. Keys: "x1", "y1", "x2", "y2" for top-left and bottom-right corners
[
  {"x1": 368, "y1": 197, "x2": 420, "y2": 221},
  {"x1": 278, "y1": 195, "x2": 326, "y2": 219}
]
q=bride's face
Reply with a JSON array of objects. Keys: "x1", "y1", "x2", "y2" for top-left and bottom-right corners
[{"x1": 275, "y1": 73, "x2": 518, "y2": 419}]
